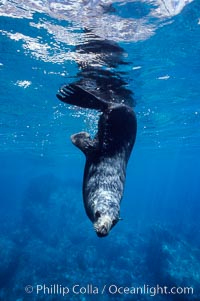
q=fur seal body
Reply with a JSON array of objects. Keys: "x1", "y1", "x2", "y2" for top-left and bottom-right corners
[{"x1": 57, "y1": 84, "x2": 137, "y2": 237}]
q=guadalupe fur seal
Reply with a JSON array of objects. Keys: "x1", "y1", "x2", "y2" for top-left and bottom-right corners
[{"x1": 57, "y1": 84, "x2": 137, "y2": 237}]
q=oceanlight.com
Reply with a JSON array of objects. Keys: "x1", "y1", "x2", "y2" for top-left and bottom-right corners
[{"x1": 24, "y1": 284, "x2": 194, "y2": 297}]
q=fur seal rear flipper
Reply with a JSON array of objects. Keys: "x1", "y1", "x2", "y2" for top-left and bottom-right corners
[
  {"x1": 57, "y1": 84, "x2": 137, "y2": 237},
  {"x1": 57, "y1": 84, "x2": 108, "y2": 111}
]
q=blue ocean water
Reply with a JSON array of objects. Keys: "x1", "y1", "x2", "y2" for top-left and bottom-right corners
[{"x1": 0, "y1": 0, "x2": 200, "y2": 300}]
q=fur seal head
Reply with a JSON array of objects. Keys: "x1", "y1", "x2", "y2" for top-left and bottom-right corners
[{"x1": 92, "y1": 192, "x2": 120, "y2": 237}]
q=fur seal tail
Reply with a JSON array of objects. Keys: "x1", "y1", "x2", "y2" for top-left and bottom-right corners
[{"x1": 57, "y1": 84, "x2": 108, "y2": 111}]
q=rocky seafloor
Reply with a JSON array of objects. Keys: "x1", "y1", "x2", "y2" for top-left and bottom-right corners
[{"x1": 0, "y1": 174, "x2": 199, "y2": 301}]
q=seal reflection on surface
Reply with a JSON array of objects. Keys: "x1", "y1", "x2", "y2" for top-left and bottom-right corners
[{"x1": 57, "y1": 38, "x2": 137, "y2": 237}]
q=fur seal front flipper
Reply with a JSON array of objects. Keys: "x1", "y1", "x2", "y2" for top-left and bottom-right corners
[
  {"x1": 57, "y1": 83, "x2": 137, "y2": 237},
  {"x1": 71, "y1": 132, "x2": 98, "y2": 156}
]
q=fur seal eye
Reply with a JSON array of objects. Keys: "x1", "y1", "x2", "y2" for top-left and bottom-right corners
[
  {"x1": 95, "y1": 211, "x2": 101, "y2": 218},
  {"x1": 112, "y1": 219, "x2": 118, "y2": 226}
]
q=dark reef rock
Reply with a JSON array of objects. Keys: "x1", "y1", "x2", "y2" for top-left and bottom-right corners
[{"x1": 0, "y1": 176, "x2": 199, "y2": 301}]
